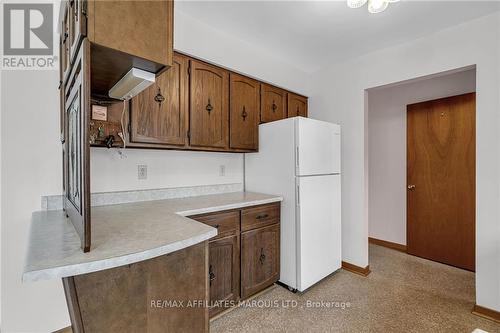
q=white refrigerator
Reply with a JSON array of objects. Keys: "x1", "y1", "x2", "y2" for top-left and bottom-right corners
[{"x1": 245, "y1": 117, "x2": 341, "y2": 292}]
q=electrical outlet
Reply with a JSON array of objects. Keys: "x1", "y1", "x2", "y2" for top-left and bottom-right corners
[
  {"x1": 219, "y1": 165, "x2": 226, "y2": 177},
  {"x1": 138, "y1": 165, "x2": 147, "y2": 180}
]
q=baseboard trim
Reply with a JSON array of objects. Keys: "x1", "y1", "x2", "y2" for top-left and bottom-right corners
[
  {"x1": 369, "y1": 237, "x2": 407, "y2": 253},
  {"x1": 341, "y1": 261, "x2": 371, "y2": 277},
  {"x1": 472, "y1": 304, "x2": 500, "y2": 324}
]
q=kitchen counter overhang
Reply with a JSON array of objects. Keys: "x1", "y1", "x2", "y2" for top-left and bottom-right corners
[{"x1": 23, "y1": 192, "x2": 282, "y2": 282}]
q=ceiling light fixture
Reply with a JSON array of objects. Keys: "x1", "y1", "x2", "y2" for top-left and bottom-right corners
[{"x1": 348, "y1": 0, "x2": 399, "y2": 14}]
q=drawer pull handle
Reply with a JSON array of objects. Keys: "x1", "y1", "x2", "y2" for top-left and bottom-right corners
[
  {"x1": 209, "y1": 265, "x2": 216, "y2": 286},
  {"x1": 241, "y1": 106, "x2": 248, "y2": 120},
  {"x1": 256, "y1": 213, "x2": 269, "y2": 220},
  {"x1": 214, "y1": 224, "x2": 220, "y2": 229},
  {"x1": 259, "y1": 248, "x2": 266, "y2": 265}
]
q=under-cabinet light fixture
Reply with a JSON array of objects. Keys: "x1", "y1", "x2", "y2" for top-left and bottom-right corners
[{"x1": 108, "y1": 68, "x2": 155, "y2": 100}]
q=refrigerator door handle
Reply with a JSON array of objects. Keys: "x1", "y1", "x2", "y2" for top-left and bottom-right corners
[{"x1": 296, "y1": 184, "x2": 300, "y2": 206}]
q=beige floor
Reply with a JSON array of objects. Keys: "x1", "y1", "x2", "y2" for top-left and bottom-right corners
[{"x1": 211, "y1": 244, "x2": 500, "y2": 333}]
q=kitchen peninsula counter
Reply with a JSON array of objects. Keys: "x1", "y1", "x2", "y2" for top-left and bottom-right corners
[{"x1": 23, "y1": 191, "x2": 283, "y2": 282}]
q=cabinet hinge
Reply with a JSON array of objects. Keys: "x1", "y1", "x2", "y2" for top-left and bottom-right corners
[
  {"x1": 188, "y1": 67, "x2": 191, "y2": 75},
  {"x1": 187, "y1": 130, "x2": 190, "y2": 139}
]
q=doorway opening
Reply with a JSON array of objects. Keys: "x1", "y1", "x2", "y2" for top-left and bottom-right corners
[{"x1": 366, "y1": 66, "x2": 476, "y2": 271}]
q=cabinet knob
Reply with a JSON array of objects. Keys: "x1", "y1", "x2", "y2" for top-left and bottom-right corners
[
  {"x1": 154, "y1": 88, "x2": 165, "y2": 105},
  {"x1": 407, "y1": 184, "x2": 416, "y2": 190},
  {"x1": 271, "y1": 101, "x2": 277, "y2": 112},
  {"x1": 259, "y1": 248, "x2": 266, "y2": 265},
  {"x1": 206, "y1": 99, "x2": 213, "y2": 114},
  {"x1": 209, "y1": 264, "x2": 216, "y2": 286},
  {"x1": 241, "y1": 106, "x2": 248, "y2": 121}
]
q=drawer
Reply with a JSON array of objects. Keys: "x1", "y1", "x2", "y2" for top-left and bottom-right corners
[
  {"x1": 190, "y1": 210, "x2": 240, "y2": 240},
  {"x1": 241, "y1": 203, "x2": 280, "y2": 232}
]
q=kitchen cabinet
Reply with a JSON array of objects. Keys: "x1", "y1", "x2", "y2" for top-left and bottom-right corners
[
  {"x1": 241, "y1": 209, "x2": 280, "y2": 299},
  {"x1": 189, "y1": 60, "x2": 229, "y2": 149},
  {"x1": 130, "y1": 54, "x2": 189, "y2": 146},
  {"x1": 190, "y1": 210, "x2": 240, "y2": 317},
  {"x1": 65, "y1": 242, "x2": 209, "y2": 333},
  {"x1": 260, "y1": 84, "x2": 287, "y2": 123},
  {"x1": 230, "y1": 74, "x2": 260, "y2": 150},
  {"x1": 189, "y1": 202, "x2": 280, "y2": 317},
  {"x1": 87, "y1": 0, "x2": 173, "y2": 67},
  {"x1": 287, "y1": 93, "x2": 308, "y2": 118},
  {"x1": 208, "y1": 235, "x2": 240, "y2": 317},
  {"x1": 63, "y1": 39, "x2": 91, "y2": 252}
]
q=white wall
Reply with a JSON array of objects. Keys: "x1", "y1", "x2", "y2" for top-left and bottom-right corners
[
  {"x1": 309, "y1": 13, "x2": 500, "y2": 311},
  {"x1": 91, "y1": 148, "x2": 243, "y2": 193},
  {"x1": 0, "y1": 5, "x2": 311, "y2": 333},
  {"x1": 368, "y1": 69, "x2": 476, "y2": 245}
]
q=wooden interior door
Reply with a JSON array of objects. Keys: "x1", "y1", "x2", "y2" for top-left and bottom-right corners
[
  {"x1": 130, "y1": 53, "x2": 188, "y2": 146},
  {"x1": 260, "y1": 84, "x2": 287, "y2": 123},
  {"x1": 230, "y1": 73, "x2": 259, "y2": 150},
  {"x1": 287, "y1": 93, "x2": 308, "y2": 118},
  {"x1": 189, "y1": 60, "x2": 229, "y2": 148},
  {"x1": 407, "y1": 93, "x2": 475, "y2": 271},
  {"x1": 241, "y1": 224, "x2": 280, "y2": 299},
  {"x1": 208, "y1": 235, "x2": 240, "y2": 317}
]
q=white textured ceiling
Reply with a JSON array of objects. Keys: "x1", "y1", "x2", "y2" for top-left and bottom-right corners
[{"x1": 176, "y1": 1, "x2": 500, "y2": 73}]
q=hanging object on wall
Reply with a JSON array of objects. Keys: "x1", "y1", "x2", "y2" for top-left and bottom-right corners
[{"x1": 347, "y1": 0, "x2": 399, "y2": 14}]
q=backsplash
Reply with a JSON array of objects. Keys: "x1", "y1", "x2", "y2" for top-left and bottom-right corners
[{"x1": 41, "y1": 183, "x2": 244, "y2": 210}]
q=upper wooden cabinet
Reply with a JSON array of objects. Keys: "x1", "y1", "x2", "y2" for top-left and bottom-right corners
[
  {"x1": 87, "y1": 0, "x2": 173, "y2": 67},
  {"x1": 130, "y1": 54, "x2": 188, "y2": 146},
  {"x1": 230, "y1": 74, "x2": 260, "y2": 150},
  {"x1": 189, "y1": 60, "x2": 229, "y2": 149},
  {"x1": 287, "y1": 93, "x2": 308, "y2": 118},
  {"x1": 260, "y1": 84, "x2": 287, "y2": 123}
]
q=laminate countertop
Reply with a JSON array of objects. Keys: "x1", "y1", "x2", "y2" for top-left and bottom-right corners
[{"x1": 23, "y1": 192, "x2": 282, "y2": 282}]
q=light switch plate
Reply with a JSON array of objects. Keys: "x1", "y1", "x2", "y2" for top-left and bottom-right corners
[{"x1": 138, "y1": 165, "x2": 147, "y2": 180}]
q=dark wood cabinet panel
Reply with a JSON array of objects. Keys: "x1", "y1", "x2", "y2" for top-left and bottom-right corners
[
  {"x1": 130, "y1": 54, "x2": 188, "y2": 146},
  {"x1": 241, "y1": 203, "x2": 280, "y2": 232},
  {"x1": 241, "y1": 224, "x2": 280, "y2": 299},
  {"x1": 208, "y1": 235, "x2": 240, "y2": 317},
  {"x1": 87, "y1": 0, "x2": 173, "y2": 67},
  {"x1": 189, "y1": 60, "x2": 229, "y2": 149},
  {"x1": 190, "y1": 210, "x2": 240, "y2": 240},
  {"x1": 287, "y1": 93, "x2": 308, "y2": 118},
  {"x1": 68, "y1": 242, "x2": 209, "y2": 333},
  {"x1": 230, "y1": 74, "x2": 260, "y2": 150},
  {"x1": 260, "y1": 84, "x2": 287, "y2": 123}
]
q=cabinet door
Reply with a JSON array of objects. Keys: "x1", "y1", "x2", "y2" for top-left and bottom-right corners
[
  {"x1": 260, "y1": 84, "x2": 287, "y2": 123},
  {"x1": 287, "y1": 93, "x2": 308, "y2": 118},
  {"x1": 209, "y1": 235, "x2": 240, "y2": 317},
  {"x1": 88, "y1": 0, "x2": 173, "y2": 66},
  {"x1": 130, "y1": 54, "x2": 188, "y2": 146},
  {"x1": 69, "y1": 0, "x2": 87, "y2": 63},
  {"x1": 189, "y1": 60, "x2": 229, "y2": 148},
  {"x1": 230, "y1": 74, "x2": 259, "y2": 150},
  {"x1": 241, "y1": 224, "x2": 280, "y2": 299}
]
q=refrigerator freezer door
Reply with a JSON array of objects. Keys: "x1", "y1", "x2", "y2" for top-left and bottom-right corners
[
  {"x1": 296, "y1": 117, "x2": 340, "y2": 176},
  {"x1": 297, "y1": 174, "x2": 341, "y2": 291}
]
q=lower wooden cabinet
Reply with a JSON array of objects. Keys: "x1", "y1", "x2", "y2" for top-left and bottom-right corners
[
  {"x1": 241, "y1": 224, "x2": 280, "y2": 299},
  {"x1": 208, "y1": 235, "x2": 240, "y2": 317},
  {"x1": 189, "y1": 202, "x2": 280, "y2": 318}
]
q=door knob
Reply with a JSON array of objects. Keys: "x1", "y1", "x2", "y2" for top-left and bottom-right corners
[{"x1": 407, "y1": 185, "x2": 416, "y2": 190}]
